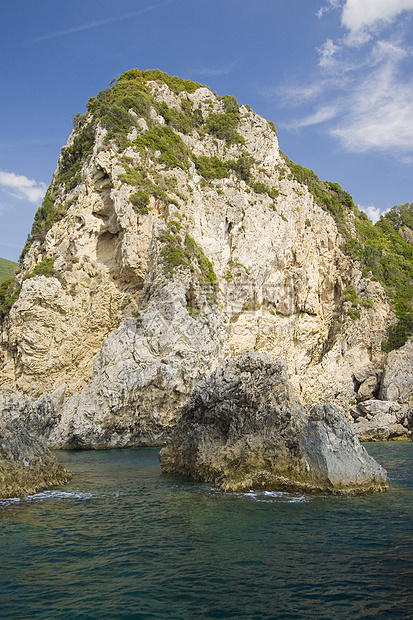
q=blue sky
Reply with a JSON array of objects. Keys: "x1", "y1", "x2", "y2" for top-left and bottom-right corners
[{"x1": 1, "y1": 0, "x2": 412, "y2": 262}]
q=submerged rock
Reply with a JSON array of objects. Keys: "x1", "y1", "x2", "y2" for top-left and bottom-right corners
[
  {"x1": 0, "y1": 392, "x2": 72, "y2": 499},
  {"x1": 159, "y1": 352, "x2": 388, "y2": 494}
]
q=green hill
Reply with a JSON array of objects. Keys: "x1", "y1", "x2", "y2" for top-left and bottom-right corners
[{"x1": 0, "y1": 258, "x2": 18, "y2": 284}]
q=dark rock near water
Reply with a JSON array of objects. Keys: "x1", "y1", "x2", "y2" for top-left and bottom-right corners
[
  {"x1": 353, "y1": 367, "x2": 383, "y2": 403},
  {"x1": 351, "y1": 402, "x2": 410, "y2": 440},
  {"x1": 159, "y1": 352, "x2": 388, "y2": 494},
  {"x1": 0, "y1": 390, "x2": 72, "y2": 499},
  {"x1": 357, "y1": 399, "x2": 402, "y2": 417}
]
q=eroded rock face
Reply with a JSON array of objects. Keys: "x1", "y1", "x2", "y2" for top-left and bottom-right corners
[
  {"x1": 159, "y1": 353, "x2": 388, "y2": 494},
  {"x1": 380, "y1": 338, "x2": 413, "y2": 406},
  {"x1": 0, "y1": 77, "x2": 396, "y2": 446},
  {"x1": 348, "y1": 340, "x2": 413, "y2": 440},
  {"x1": 0, "y1": 390, "x2": 72, "y2": 498},
  {"x1": 45, "y1": 221, "x2": 226, "y2": 448},
  {"x1": 351, "y1": 399, "x2": 410, "y2": 441}
]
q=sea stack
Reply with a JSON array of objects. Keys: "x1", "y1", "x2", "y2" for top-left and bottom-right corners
[
  {"x1": 159, "y1": 352, "x2": 388, "y2": 494},
  {"x1": 0, "y1": 400, "x2": 72, "y2": 499}
]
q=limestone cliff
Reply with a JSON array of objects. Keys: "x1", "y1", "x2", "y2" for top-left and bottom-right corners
[{"x1": 0, "y1": 70, "x2": 403, "y2": 447}]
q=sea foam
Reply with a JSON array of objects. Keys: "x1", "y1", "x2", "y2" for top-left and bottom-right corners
[{"x1": 0, "y1": 490, "x2": 94, "y2": 506}]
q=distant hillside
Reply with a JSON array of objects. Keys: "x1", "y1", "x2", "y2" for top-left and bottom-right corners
[{"x1": 0, "y1": 258, "x2": 18, "y2": 284}]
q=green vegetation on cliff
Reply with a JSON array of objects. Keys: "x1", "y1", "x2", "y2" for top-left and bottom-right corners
[
  {"x1": 0, "y1": 259, "x2": 20, "y2": 320},
  {"x1": 0, "y1": 259, "x2": 59, "y2": 321},
  {"x1": 160, "y1": 222, "x2": 217, "y2": 288},
  {"x1": 0, "y1": 258, "x2": 18, "y2": 285},
  {"x1": 58, "y1": 123, "x2": 95, "y2": 190},
  {"x1": 133, "y1": 125, "x2": 190, "y2": 170},
  {"x1": 283, "y1": 151, "x2": 413, "y2": 350},
  {"x1": 282, "y1": 154, "x2": 355, "y2": 237},
  {"x1": 194, "y1": 155, "x2": 253, "y2": 183},
  {"x1": 205, "y1": 95, "x2": 244, "y2": 144},
  {"x1": 30, "y1": 191, "x2": 67, "y2": 243},
  {"x1": 13, "y1": 70, "x2": 413, "y2": 350},
  {"x1": 120, "y1": 160, "x2": 179, "y2": 209},
  {"x1": 0, "y1": 279, "x2": 21, "y2": 320},
  {"x1": 86, "y1": 69, "x2": 204, "y2": 152},
  {"x1": 352, "y1": 203, "x2": 413, "y2": 351},
  {"x1": 21, "y1": 70, "x2": 247, "y2": 258}
]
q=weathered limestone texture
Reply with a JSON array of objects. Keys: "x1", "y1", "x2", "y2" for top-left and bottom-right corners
[
  {"x1": 159, "y1": 352, "x2": 388, "y2": 494},
  {"x1": 348, "y1": 340, "x2": 413, "y2": 440},
  {"x1": 0, "y1": 390, "x2": 72, "y2": 498},
  {"x1": 380, "y1": 338, "x2": 413, "y2": 406},
  {"x1": 0, "y1": 77, "x2": 403, "y2": 446}
]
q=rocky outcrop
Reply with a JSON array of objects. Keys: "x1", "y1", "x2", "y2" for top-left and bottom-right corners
[
  {"x1": 348, "y1": 342, "x2": 413, "y2": 440},
  {"x1": 352, "y1": 417, "x2": 409, "y2": 441},
  {"x1": 47, "y1": 249, "x2": 226, "y2": 447},
  {"x1": 159, "y1": 352, "x2": 388, "y2": 494},
  {"x1": 351, "y1": 399, "x2": 409, "y2": 441},
  {"x1": 0, "y1": 71, "x2": 402, "y2": 447},
  {"x1": 0, "y1": 390, "x2": 72, "y2": 498},
  {"x1": 353, "y1": 367, "x2": 382, "y2": 402},
  {"x1": 380, "y1": 338, "x2": 413, "y2": 406}
]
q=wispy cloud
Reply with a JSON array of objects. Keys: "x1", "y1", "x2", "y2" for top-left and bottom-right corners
[
  {"x1": 317, "y1": 0, "x2": 341, "y2": 20},
  {"x1": 330, "y1": 63, "x2": 413, "y2": 153},
  {"x1": 289, "y1": 106, "x2": 338, "y2": 129},
  {"x1": 318, "y1": 39, "x2": 341, "y2": 68},
  {"x1": 0, "y1": 171, "x2": 46, "y2": 204},
  {"x1": 27, "y1": 2, "x2": 172, "y2": 44},
  {"x1": 318, "y1": 0, "x2": 413, "y2": 38},
  {"x1": 276, "y1": 81, "x2": 328, "y2": 106},
  {"x1": 194, "y1": 62, "x2": 237, "y2": 77},
  {"x1": 276, "y1": 1, "x2": 413, "y2": 158}
]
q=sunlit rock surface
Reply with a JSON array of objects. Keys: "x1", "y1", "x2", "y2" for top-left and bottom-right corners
[
  {"x1": 159, "y1": 352, "x2": 388, "y2": 494},
  {"x1": 0, "y1": 72, "x2": 404, "y2": 447}
]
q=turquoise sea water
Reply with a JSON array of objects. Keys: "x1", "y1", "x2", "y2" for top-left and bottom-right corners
[{"x1": 0, "y1": 443, "x2": 412, "y2": 619}]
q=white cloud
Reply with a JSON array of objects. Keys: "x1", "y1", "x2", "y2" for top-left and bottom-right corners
[
  {"x1": 277, "y1": 2, "x2": 413, "y2": 158},
  {"x1": 370, "y1": 39, "x2": 412, "y2": 69},
  {"x1": 342, "y1": 0, "x2": 413, "y2": 35},
  {"x1": 358, "y1": 203, "x2": 390, "y2": 223},
  {"x1": 290, "y1": 106, "x2": 338, "y2": 129},
  {"x1": 276, "y1": 81, "x2": 332, "y2": 107},
  {"x1": 318, "y1": 39, "x2": 341, "y2": 68},
  {"x1": 317, "y1": 0, "x2": 341, "y2": 19},
  {"x1": 0, "y1": 171, "x2": 46, "y2": 204},
  {"x1": 329, "y1": 63, "x2": 413, "y2": 153}
]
